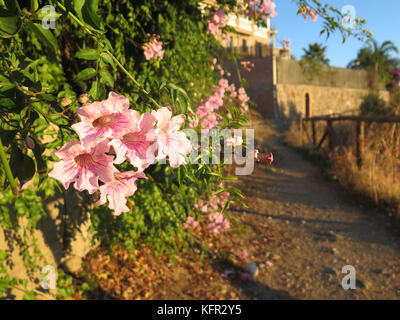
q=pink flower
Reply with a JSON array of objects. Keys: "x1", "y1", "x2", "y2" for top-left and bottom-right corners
[
  {"x1": 300, "y1": 6, "x2": 318, "y2": 22},
  {"x1": 208, "y1": 212, "x2": 230, "y2": 234},
  {"x1": 256, "y1": 152, "x2": 274, "y2": 164},
  {"x1": 226, "y1": 136, "x2": 243, "y2": 147},
  {"x1": 238, "y1": 88, "x2": 250, "y2": 104},
  {"x1": 49, "y1": 139, "x2": 114, "y2": 194},
  {"x1": 283, "y1": 39, "x2": 291, "y2": 47},
  {"x1": 240, "y1": 272, "x2": 253, "y2": 281},
  {"x1": 72, "y1": 92, "x2": 131, "y2": 145},
  {"x1": 96, "y1": 170, "x2": 146, "y2": 216},
  {"x1": 221, "y1": 270, "x2": 233, "y2": 278},
  {"x1": 151, "y1": 107, "x2": 193, "y2": 168},
  {"x1": 143, "y1": 35, "x2": 165, "y2": 60},
  {"x1": 265, "y1": 261, "x2": 273, "y2": 267},
  {"x1": 184, "y1": 216, "x2": 199, "y2": 229},
  {"x1": 260, "y1": 0, "x2": 277, "y2": 18},
  {"x1": 201, "y1": 112, "x2": 221, "y2": 131},
  {"x1": 239, "y1": 250, "x2": 248, "y2": 260},
  {"x1": 212, "y1": 58, "x2": 217, "y2": 65},
  {"x1": 208, "y1": 9, "x2": 226, "y2": 36},
  {"x1": 182, "y1": 222, "x2": 188, "y2": 229},
  {"x1": 109, "y1": 111, "x2": 156, "y2": 171},
  {"x1": 254, "y1": 149, "x2": 259, "y2": 160}
]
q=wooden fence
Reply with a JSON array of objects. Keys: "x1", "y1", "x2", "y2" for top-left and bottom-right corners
[{"x1": 300, "y1": 115, "x2": 400, "y2": 168}]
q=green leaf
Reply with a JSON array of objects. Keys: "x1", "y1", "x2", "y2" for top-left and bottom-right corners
[
  {"x1": 75, "y1": 48, "x2": 99, "y2": 60},
  {"x1": 10, "y1": 146, "x2": 36, "y2": 186},
  {"x1": 0, "y1": 10, "x2": 21, "y2": 38},
  {"x1": 76, "y1": 67, "x2": 97, "y2": 81},
  {"x1": 74, "y1": 0, "x2": 102, "y2": 30},
  {"x1": 30, "y1": 0, "x2": 39, "y2": 12},
  {"x1": 88, "y1": 80, "x2": 105, "y2": 101},
  {"x1": 4, "y1": 0, "x2": 17, "y2": 13},
  {"x1": 24, "y1": 21, "x2": 59, "y2": 54},
  {"x1": 100, "y1": 52, "x2": 115, "y2": 66},
  {"x1": 0, "y1": 250, "x2": 7, "y2": 261},
  {"x1": 23, "y1": 290, "x2": 36, "y2": 300},
  {"x1": 82, "y1": 0, "x2": 102, "y2": 30},
  {"x1": 0, "y1": 97, "x2": 16, "y2": 112},
  {"x1": 0, "y1": 129, "x2": 17, "y2": 146},
  {"x1": 99, "y1": 69, "x2": 114, "y2": 87}
]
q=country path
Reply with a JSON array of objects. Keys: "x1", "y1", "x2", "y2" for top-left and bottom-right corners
[{"x1": 227, "y1": 120, "x2": 400, "y2": 299}]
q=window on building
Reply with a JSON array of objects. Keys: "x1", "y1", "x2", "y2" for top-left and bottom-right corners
[
  {"x1": 226, "y1": 37, "x2": 233, "y2": 52},
  {"x1": 242, "y1": 39, "x2": 248, "y2": 53},
  {"x1": 256, "y1": 42, "x2": 262, "y2": 57}
]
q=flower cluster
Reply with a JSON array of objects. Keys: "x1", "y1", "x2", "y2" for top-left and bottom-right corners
[
  {"x1": 248, "y1": 0, "x2": 277, "y2": 19},
  {"x1": 182, "y1": 216, "x2": 199, "y2": 230},
  {"x1": 193, "y1": 189, "x2": 231, "y2": 234},
  {"x1": 299, "y1": 6, "x2": 318, "y2": 22},
  {"x1": 240, "y1": 61, "x2": 255, "y2": 72},
  {"x1": 193, "y1": 67, "x2": 250, "y2": 130},
  {"x1": 208, "y1": 212, "x2": 230, "y2": 234},
  {"x1": 143, "y1": 35, "x2": 165, "y2": 60},
  {"x1": 211, "y1": 58, "x2": 229, "y2": 76},
  {"x1": 208, "y1": 9, "x2": 227, "y2": 36},
  {"x1": 49, "y1": 92, "x2": 192, "y2": 216}
]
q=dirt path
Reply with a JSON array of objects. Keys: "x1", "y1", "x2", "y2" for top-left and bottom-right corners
[
  {"x1": 228, "y1": 124, "x2": 400, "y2": 299},
  {"x1": 81, "y1": 120, "x2": 400, "y2": 300}
]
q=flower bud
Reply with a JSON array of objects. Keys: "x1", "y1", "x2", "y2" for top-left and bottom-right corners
[
  {"x1": 78, "y1": 94, "x2": 90, "y2": 104},
  {"x1": 25, "y1": 136, "x2": 35, "y2": 150},
  {"x1": 60, "y1": 97, "x2": 72, "y2": 107}
]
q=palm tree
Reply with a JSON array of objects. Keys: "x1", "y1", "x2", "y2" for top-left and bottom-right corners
[
  {"x1": 301, "y1": 43, "x2": 330, "y2": 65},
  {"x1": 300, "y1": 43, "x2": 329, "y2": 78},
  {"x1": 347, "y1": 39, "x2": 399, "y2": 84}
]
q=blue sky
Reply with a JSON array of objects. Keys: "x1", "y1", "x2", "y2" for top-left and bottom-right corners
[{"x1": 271, "y1": 0, "x2": 400, "y2": 68}]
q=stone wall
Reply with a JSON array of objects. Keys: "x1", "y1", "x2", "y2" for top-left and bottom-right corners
[
  {"x1": 275, "y1": 83, "x2": 390, "y2": 121},
  {"x1": 0, "y1": 188, "x2": 98, "y2": 299}
]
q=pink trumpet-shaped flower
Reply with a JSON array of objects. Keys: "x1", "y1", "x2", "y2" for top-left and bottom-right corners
[
  {"x1": 109, "y1": 111, "x2": 156, "y2": 171},
  {"x1": 49, "y1": 139, "x2": 114, "y2": 194},
  {"x1": 96, "y1": 170, "x2": 146, "y2": 216},
  {"x1": 72, "y1": 92, "x2": 131, "y2": 145},
  {"x1": 151, "y1": 107, "x2": 193, "y2": 168}
]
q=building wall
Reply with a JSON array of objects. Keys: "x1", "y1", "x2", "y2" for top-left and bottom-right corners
[{"x1": 227, "y1": 56, "x2": 275, "y2": 118}]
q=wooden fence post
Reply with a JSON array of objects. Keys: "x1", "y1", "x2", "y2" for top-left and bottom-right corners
[
  {"x1": 356, "y1": 120, "x2": 365, "y2": 168},
  {"x1": 311, "y1": 119, "x2": 317, "y2": 147},
  {"x1": 327, "y1": 120, "x2": 334, "y2": 153},
  {"x1": 299, "y1": 117, "x2": 303, "y2": 146}
]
